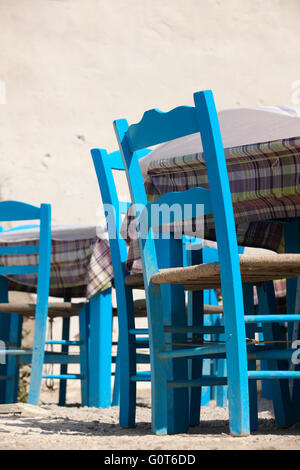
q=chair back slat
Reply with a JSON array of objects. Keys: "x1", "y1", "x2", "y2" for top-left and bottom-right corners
[
  {"x1": 91, "y1": 148, "x2": 128, "y2": 267},
  {"x1": 0, "y1": 265, "x2": 39, "y2": 275},
  {"x1": 127, "y1": 107, "x2": 199, "y2": 152},
  {"x1": 144, "y1": 187, "x2": 213, "y2": 225},
  {"x1": 0, "y1": 245, "x2": 39, "y2": 256},
  {"x1": 0, "y1": 202, "x2": 51, "y2": 291},
  {"x1": 91, "y1": 147, "x2": 152, "y2": 265},
  {"x1": 0, "y1": 201, "x2": 40, "y2": 221}
]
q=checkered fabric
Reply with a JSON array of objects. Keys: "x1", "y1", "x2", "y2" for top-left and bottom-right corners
[
  {"x1": 122, "y1": 136, "x2": 300, "y2": 299},
  {"x1": 0, "y1": 237, "x2": 113, "y2": 299}
]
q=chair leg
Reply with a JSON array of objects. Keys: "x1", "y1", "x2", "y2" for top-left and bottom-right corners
[
  {"x1": 222, "y1": 283, "x2": 250, "y2": 436},
  {"x1": 243, "y1": 283, "x2": 258, "y2": 432},
  {"x1": 215, "y1": 348, "x2": 227, "y2": 407},
  {"x1": 148, "y1": 282, "x2": 169, "y2": 435},
  {"x1": 28, "y1": 307, "x2": 49, "y2": 406},
  {"x1": 6, "y1": 314, "x2": 23, "y2": 403},
  {"x1": 202, "y1": 247, "x2": 229, "y2": 407},
  {"x1": 290, "y1": 278, "x2": 300, "y2": 424},
  {"x1": 186, "y1": 248, "x2": 204, "y2": 425},
  {"x1": 157, "y1": 237, "x2": 189, "y2": 434},
  {"x1": 187, "y1": 289, "x2": 203, "y2": 426},
  {"x1": 0, "y1": 276, "x2": 9, "y2": 403},
  {"x1": 215, "y1": 313, "x2": 228, "y2": 408},
  {"x1": 112, "y1": 335, "x2": 120, "y2": 406},
  {"x1": 284, "y1": 220, "x2": 300, "y2": 424},
  {"x1": 78, "y1": 303, "x2": 89, "y2": 407},
  {"x1": 88, "y1": 288, "x2": 112, "y2": 408},
  {"x1": 118, "y1": 287, "x2": 137, "y2": 428},
  {"x1": 257, "y1": 281, "x2": 294, "y2": 428},
  {"x1": 58, "y1": 316, "x2": 70, "y2": 406}
]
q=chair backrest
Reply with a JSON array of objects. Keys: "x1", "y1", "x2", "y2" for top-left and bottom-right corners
[
  {"x1": 91, "y1": 148, "x2": 151, "y2": 281},
  {"x1": 0, "y1": 201, "x2": 51, "y2": 310},
  {"x1": 113, "y1": 90, "x2": 244, "y2": 320}
]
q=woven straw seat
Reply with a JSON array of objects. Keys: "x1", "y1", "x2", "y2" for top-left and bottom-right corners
[{"x1": 151, "y1": 254, "x2": 300, "y2": 290}]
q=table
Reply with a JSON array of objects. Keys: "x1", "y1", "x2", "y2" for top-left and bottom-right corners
[
  {"x1": 122, "y1": 129, "x2": 300, "y2": 416},
  {"x1": 0, "y1": 225, "x2": 114, "y2": 407},
  {"x1": 123, "y1": 134, "x2": 300, "y2": 300}
]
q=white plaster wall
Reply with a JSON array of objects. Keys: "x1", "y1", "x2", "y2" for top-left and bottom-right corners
[{"x1": 0, "y1": 0, "x2": 300, "y2": 224}]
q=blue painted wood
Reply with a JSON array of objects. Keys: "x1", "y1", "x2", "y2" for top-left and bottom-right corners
[
  {"x1": 144, "y1": 187, "x2": 212, "y2": 223},
  {"x1": 248, "y1": 371, "x2": 300, "y2": 379},
  {"x1": 168, "y1": 377, "x2": 228, "y2": 388},
  {"x1": 194, "y1": 91, "x2": 250, "y2": 436},
  {"x1": 20, "y1": 353, "x2": 81, "y2": 365},
  {"x1": 43, "y1": 374, "x2": 83, "y2": 380},
  {"x1": 112, "y1": 346, "x2": 120, "y2": 406},
  {"x1": 127, "y1": 106, "x2": 199, "y2": 152},
  {"x1": 78, "y1": 302, "x2": 89, "y2": 406},
  {"x1": 0, "y1": 203, "x2": 52, "y2": 406},
  {"x1": 91, "y1": 147, "x2": 154, "y2": 425},
  {"x1": 58, "y1": 314, "x2": 70, "y2": 406},
  {"x1": 201, "y1": 246, "x2": 227, "y2": 407},
  {"x1": 88, "y1": 288, "x2": 112, "y2": 408},
  {"x1": 0, "y1": 245, "x2": 39, "y2": 255},
  {"x1": 291, "y1": 276, "x2": 300, "y2": 424},
  {"x1": 0, "y1": 220, "x2": 90, "y2": 407},
  {"x1": 0, "y1": 265, "x2": 39, "y2": 275},
  {"x1": 28, "y1": 203, "x2": 51, "y2": 405},
  {"x1": 5, "y1": 313, "x2": 22, "y2": 403},
  {"x1": 186, "y1": 248, "x2": 204, "y2": 425},
  {"x1": 155, "y1": 236, "x2": 189, "y2": 434},
  {"x1": 284, "y1": 218, "x2": 300, "y2": 424},
  {"x1": 92, "y1": 147, "x2": 136, "y2": 423},
  {"x1": 114, "y1": 119, "x2": 169, "y2": 434},
  {"x1": 248, "y1": 348, "x2": 298, "y2": 360},
  {"x1": 114, "y1": 90, "x2": 250, "y2": 436},
  {"x1": 164, "y1": 325, "x2": 224, "y2": 334},
  {"x1": 256, "y1": 282, "x2": 294, "y2": 427},
  {"x1": 0, "y1": 201, "x2": 40, "y2": 222},
  {"x1": 244, "y1": 314, "x2": 300, "y2": 323},
  {"x1": 131, "y1": 372, "x2": 151, "y2": 381},
  {"x1": 46, "y1": 340, "x2": 81, "y2": 346},
  {"x1": 243, "y1": 283, "x2": 258, "y2": 432},
  {"x1": 0, "y1": 276, "x2": 10, "y2": 403},
  {"x1": 109, "y1": 148, "x2": 151, "y2": 170}
]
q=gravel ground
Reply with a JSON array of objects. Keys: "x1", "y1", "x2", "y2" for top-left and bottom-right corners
[{"x1": 0, "y1": 387, "x2": 299, "y2": 450}]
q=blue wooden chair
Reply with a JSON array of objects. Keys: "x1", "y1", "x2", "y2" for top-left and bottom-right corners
[
  {"x1": 91, "y1": 148, "x2": 225, "y2": 427},
  {"x1": 113, "y1": 89, "x2": 300, "y2": 436},
  {"x1": 91, "y1": 148, "x2": 150, "y2": 426},
  {"x1": 0, "y1": 203, "x2": 89, "y2": 406},
  {"x1": 0, "y1": 201, "x2": 51, "y2": 405}
]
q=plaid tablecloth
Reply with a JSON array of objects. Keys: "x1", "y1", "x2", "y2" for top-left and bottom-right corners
[
  {"x1": 0, "y1": 226, "x2": 113, "y2": 299},
  {"x1": 123, "y1": 135, "x2": 300, "y2": 299}
]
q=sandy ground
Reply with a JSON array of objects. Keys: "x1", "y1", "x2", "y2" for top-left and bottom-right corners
[
  {"x1": 0, "y1": 292, "x2": 298, "y2": 450},
  {"x1": 0, "y1": 385, "x2": 299, "y2": 450}
]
